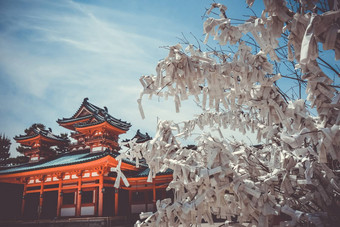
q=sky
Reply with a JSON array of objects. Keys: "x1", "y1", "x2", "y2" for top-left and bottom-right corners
[
  {"x1": 0, "y1": 0, "x2": 267, "y2": 157},
  {"x1": 2, "y1": 0, "x2": 337, "y2": 157}
]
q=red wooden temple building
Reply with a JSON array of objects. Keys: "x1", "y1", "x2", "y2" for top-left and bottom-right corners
[{"x1": 0, "y1": 98, "x2": 172, "y2": 220}]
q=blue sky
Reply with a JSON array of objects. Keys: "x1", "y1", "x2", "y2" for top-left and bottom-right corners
[
  {"x1": 3, "y1": 0, "x2": 324, "y2": 156},
  {"x1": 0, "y1": 0, "x2": 265, "y2": 156}
]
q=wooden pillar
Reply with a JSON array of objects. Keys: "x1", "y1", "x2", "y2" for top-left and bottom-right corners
[
  {"x1": 76, "y1": 172, "x2": 82, "y2": 216},
  {"x1": 56, "y1": 174, "x2": 63, "y2": 217},
  {"x1": 114, "y1": 188, "x2": 119, "y2": 216},
  {"x1": 38, "y1": 176, "x2": 45, "y2": 219},
  {"x1": 21, "y1": 181, "x2": 27, "y2": 218},
  {"x1": 98, "y1": 175, "x2": 104, "y2": 216},
  {"x1": 153, "y1": 183, "x2": 156, "y2": 211}
]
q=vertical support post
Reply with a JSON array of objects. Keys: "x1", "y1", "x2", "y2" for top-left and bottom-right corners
[
  {"x1": 38, "y1": 176, "x2": 45, "y2": 219},
  {"x1": 98, "y1": 175, "x2": 104, "y2": 216},
  {"x1": 128, "y1": 190, "x2": 132, "y2": 215},
  {"x1": 145, "y1": 190, "x2": 147, "y2": 211},
  {"x1": 114, "y1": 188, "x2": 119, "y2": 216},
  {"x1": 76, "y1": 172, "x2": 82, "y2": 216},
  {"x1": 56, "y1": 174, "x2": 63, "y2": 217},
  {"x1": 153, "y1": 182, "x2": 156, "y2": 211},
  {"x1": 21, "y1": 181, "x2": 27, "y2": 218}
]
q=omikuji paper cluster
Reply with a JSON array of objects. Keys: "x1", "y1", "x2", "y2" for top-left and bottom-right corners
[{"x1": 121, "y1": 1, "x2": 340, "y2": 226}]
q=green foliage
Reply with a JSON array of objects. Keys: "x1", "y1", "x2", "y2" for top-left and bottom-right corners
[
  {"x1": 24, "y1": 123, "x2": 45, "y2": 135},
  {"x1": 16, "y1": 145, "x2": 31, "y2": 154},
  {"x1": 1, "y1": 156, "x2": 29, "y2": 166},
  {"x1": 0, "y1": 134, "x2": 11, "y2": 164},
  {"x1": 55, "y1": 133, "x2": 70, "y2": 154}
]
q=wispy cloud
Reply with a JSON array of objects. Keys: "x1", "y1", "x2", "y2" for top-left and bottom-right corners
[
  {"x1": 0, "y1": 0, "x2": 174, "y2": 95},
  {"x1": 0, "y1": 0, "x2": 258, "y2": 156},
  {"x1": 0, "y1": 0, "x2": 183, "y2": 155}
]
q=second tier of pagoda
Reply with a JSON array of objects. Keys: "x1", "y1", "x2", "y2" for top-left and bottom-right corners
[{"x1": 57, "y1": 97, "x2": 131, "y2": 153}]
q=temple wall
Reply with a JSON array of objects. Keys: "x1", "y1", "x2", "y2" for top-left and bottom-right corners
[{"x1": 0, "y1": 182, "x2": 23, "y2": 220}]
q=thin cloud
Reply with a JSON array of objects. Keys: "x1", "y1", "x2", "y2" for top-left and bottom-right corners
[
  {"x1": 0, "y1": 0, "x2": 185, "y2": 156},
  {"x1": 0, "y1": 0, "x2": 258, "y2": 157}
]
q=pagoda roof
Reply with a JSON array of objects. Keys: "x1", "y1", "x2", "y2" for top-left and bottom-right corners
[
  {"x1": 0, "y1": 149, "x2": 147, "y2": 176},
  {"x1": 14, "y1": 128, "x2": 68, "y2": 143},
  {"x1": 123, "y1": 130, "x2": 152, "y2": 144},
  {"x1": 57, "y1": 114, "x2": 92, "y2": 124},
  {"x1": 57, "y1": 98, "x2": 131, "y2": 131}
]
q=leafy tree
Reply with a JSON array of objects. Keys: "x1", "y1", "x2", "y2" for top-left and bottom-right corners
[
  {"x1": 55, "y1": 133, "x2": 70, "y2": 154},
  {"x1": 16, "y1": 145, "x2": 31, "y2": 155},
  {"x1": 2, "y1": 156, "x2": 29, "y2": 166},
  {"x1": 0, "y1": 134, "x2": 11, "y2": 165},
  {"x1": 123, "y1": 1, "x2": 340, "y2": 226},
  {"x1": 24, "y1": 123, "x2": 45, "y2": 135},
  {"x1": 14, "y1": 155, "x2": 30, "y2": 164}
]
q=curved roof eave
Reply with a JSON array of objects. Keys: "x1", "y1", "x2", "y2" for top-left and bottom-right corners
[
  {"x1": 57, "y1": 114, "x2": 92, "y2": 124},
  {"x1": 58, "y1": 98, "x2": 131, "y2": 131}
]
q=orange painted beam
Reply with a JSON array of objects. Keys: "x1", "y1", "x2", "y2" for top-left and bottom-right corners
[
  {"x1": 127, "y1": 175, "x2": 173, "y2": 182},
  {"x1": 127, "y1": 176, "x2": 173, "y2": 187},
  {"x1": 25, "y1": 189, "x2": 41, "y2": 194},
  {"x1": 23, "y1": 183, "x2": 101, "y2": 193},
  {"x1": 0, "y1": 178, "x2": 21, "y2": 184},
  {"x1": 120, "y1": 184, "x2": 167, "y2": 191}
]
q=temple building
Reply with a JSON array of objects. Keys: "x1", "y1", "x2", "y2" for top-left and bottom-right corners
[
  {"x1": 0, "y1": 98, "x2": 173, "y2": 220},
  {"x1": 14, "y1": 127, "x2": 68, "y2": 162}
]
